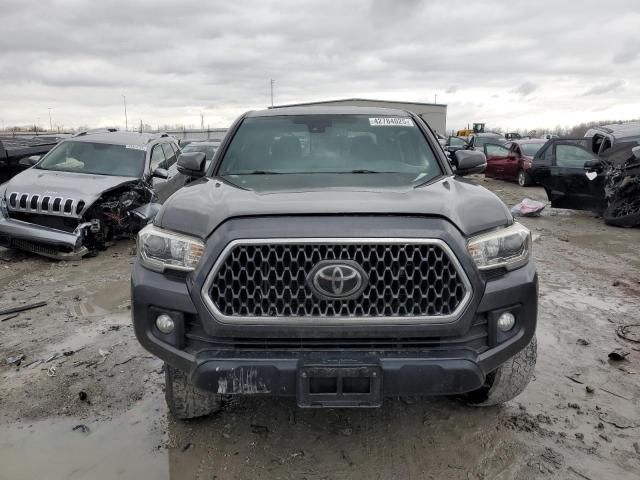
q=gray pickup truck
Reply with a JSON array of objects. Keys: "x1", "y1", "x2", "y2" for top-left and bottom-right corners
[{"x1": 131, "y1": 107, "x2": 538, "y2": 418}]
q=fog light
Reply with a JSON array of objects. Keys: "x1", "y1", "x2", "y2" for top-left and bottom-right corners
[
  {"x1": 497, "y1": 312, "x2": 516, "y2": 332},
  {"x1": 155, "y1": 313, "x2": 175, "y2": 334}
]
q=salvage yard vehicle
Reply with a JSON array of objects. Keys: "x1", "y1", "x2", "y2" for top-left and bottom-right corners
[
  {"x1": 484, "y1": 139, "x2": 547, "y2": 186},
  {"x1": 0, "y1": 135, "x2": 58, "y2": 182},
  {"x1": 584, "y1": 121, "x2": 640, "y2": 156},
  {"x1": 467, "y1": 132, "x2": 506, "y2": 151},
  {"x1": 131, "y1": 106, "x2": 538, "y2": 419},
  {"x1": 180, "y1": 140, "x2": 221, "y2": 162},
  {"x1": 0, "y1": 129, "x2": 186, "y2": 259},
  {"x1": 529, "y1": 138, "x2": 640, "y2": 227}
]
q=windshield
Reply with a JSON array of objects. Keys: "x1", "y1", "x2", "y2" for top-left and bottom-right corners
[
  {"x1": 520, "y1": 143, "x2": 544, "y2": 156},
  {"x1": 183, "y1": 143, "x2": 219, "y2": 161},
  {"x1": 37, "y1": 141, "x2": 145, "y2": 177},
  {"x1": 218, "y1": 115, "x2": 441, "y2": 181}
]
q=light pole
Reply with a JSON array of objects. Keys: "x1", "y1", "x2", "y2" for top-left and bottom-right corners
[
  {"x1": 48, "y1": 108, "x2": 53, "y2": 131},
  {"x1": 270, "y1": 79, "x2": 275, "y2": 108},
  {"x1": 434, "y1": 94, "x2": 438, "y2": 104},
  {"x1": 123, "y1": 95, "x2": 128, "y2": 130}
]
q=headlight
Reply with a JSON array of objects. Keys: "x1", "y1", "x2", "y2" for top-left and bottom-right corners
[
  {"x1": 138, "y1": 224, "x2": 205, "y2": 272},
  {"x1": 467, "y1": 223, "x2": 531, "y2": 271}
]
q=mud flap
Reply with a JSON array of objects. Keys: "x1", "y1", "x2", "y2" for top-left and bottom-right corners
[{"x1": 297, "y1": 364, "x2": 383, "y2": 408}]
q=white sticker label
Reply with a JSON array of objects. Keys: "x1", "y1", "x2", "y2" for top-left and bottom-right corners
[
  {"x1": 369, "y1": 117, "x2": 414, "y2": 127},
  {"x1": 126, "y1": 145, "x2": 147, "y2": 151},
  {"x1": 585, "y1": 171, "x2": 597, "y2": 181}
]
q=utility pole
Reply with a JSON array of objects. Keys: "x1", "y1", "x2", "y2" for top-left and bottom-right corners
[
  {"x1": 270, "y1": 79, "x2": 275, "y2": 108},
  {"x1": 201, "y1": 113, "x2": 204, "y2": 130},
  {"x1": 123, "y1": 95, "x2": 128, "y2": 131},
  {"x1": 48, "y1": 107, "x2": 53, "y2": 131},
  {"x1": 434, "y1": 94, "x2": 438, "y2": 104}
]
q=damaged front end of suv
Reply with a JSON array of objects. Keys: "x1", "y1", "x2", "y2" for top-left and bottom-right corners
[
  {"x1": 0, "y1": 180, "x2": 156, "y2": 259},
  {"x1": 0, "y1": 131, "x2": 182, "y2": 260},
  {"x1": 601, "y1": 145, "x2": 640, "y2": 227}
]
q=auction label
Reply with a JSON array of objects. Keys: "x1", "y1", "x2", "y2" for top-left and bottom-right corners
[
  {"x1": 369, "y1": 117, "x2": 414, "y2": 127},
  {"x1": 125, "y1": 145, "x2": 147, "y2": 151}
]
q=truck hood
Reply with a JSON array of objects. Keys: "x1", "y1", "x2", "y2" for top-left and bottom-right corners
[
  {"x1": 4, "y1": 168, "x2": 139, "y2": 207},
  {"x1": 156, "y1": 173, "x2": 512, "y2": 238}
]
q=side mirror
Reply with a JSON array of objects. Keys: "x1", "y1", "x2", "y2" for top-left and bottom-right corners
[
  {"x1": 454, "y1": 150, "x2": 486, "y2": 175},
  {"x1": 177, "y1": 152, "x2": 206, "y2": 177},
  {"x1": 19, "y1": 155, "x2": 41, "y2": 167},
  {"x1": 152, "y1": 167, "x2": 169, "y2": 179},
  {"x1": 632, "y1": 145, "x2": 640, "y2": 160}
]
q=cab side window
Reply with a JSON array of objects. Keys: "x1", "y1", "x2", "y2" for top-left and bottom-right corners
[
  {"x1": 555, "y1": 144, "x2": 595, "y2": 168},
  {"x1": 150, "y1": 144, "x2": 167, "y2": 171},
  {"x1": 161, "y1": 143, "x2": 177, "y2": 167}
]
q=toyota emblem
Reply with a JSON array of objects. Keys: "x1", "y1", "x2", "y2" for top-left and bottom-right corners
[{"x1": 307, "y1": 260, "x2": 368, "y2": 300}]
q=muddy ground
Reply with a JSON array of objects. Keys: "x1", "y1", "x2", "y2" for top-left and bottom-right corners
[{"x1": 1, "y1": 176, "x2": 639, "y2": 480}]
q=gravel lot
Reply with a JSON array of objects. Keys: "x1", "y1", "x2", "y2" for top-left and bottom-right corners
[{"x1": 1, "y1": 176, "x2": 639, "y2": 480}]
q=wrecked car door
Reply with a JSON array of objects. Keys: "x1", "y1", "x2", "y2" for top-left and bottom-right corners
[
  {"x1": 483, "y1": 143, "x2": 510, "y2": 179},
  {"x1": 505, "y1": 144, "x2": 522, "y2": 180},
  {"x1": 548, "y1": 143, "x2": 605, "y2": 210}
]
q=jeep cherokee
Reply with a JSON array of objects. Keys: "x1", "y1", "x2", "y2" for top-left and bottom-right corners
[
  {"x1": 131, "y1": 106, "x2": 537, "y2": 418},
  {"x1": 0, "y1": 129, "x2": 184, "y2": 259}
]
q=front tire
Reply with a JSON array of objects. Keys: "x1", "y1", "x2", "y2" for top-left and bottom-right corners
[
  {"x1": 517, "y1": 169, "x2": 530, "y2": 187},
  {"x1": 165, "y1": 364, "x2": 223, "y2": 419},
  {"x1": 466, "y1": 336, "x2": 537, "y2": 406}
]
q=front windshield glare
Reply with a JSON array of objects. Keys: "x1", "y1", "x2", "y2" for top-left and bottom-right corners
[
  {"x1": 37, "y1": 141, "x2": 146, "y2": 177},
  {"x1": 219, "y1": 115, "x2": 441, "y2": 181}
]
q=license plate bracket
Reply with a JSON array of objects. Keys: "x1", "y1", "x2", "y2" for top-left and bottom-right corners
[{"x1": 297, "y1": 364, "x2": 382, "y2": 408}]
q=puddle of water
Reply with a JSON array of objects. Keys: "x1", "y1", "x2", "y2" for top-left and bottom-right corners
[{"x1": 0, "y1": 393, "x2": 168, "y2": 480}]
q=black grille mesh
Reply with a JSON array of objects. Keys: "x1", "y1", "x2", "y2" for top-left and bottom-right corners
[{"x1": 209, "y1": 242, "x2": 468, "y2": 318}]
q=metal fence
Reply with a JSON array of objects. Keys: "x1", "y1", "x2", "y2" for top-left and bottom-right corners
[{"x1": 0, "y1": 128, "x2": 229, "y2": 142}]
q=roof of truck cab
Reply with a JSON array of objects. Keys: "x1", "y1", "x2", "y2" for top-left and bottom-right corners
[{"x1": 247, "y1": 106, "x2": 412, "y2": 117}]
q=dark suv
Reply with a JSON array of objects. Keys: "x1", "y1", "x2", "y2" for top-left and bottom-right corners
[{"x1": 131, "y1": 107, "x2": 538, "y2": 418}]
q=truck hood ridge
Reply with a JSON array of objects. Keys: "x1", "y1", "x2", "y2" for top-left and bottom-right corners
[{"x1": 156, "y1": 175, "x2": 512, "y2": 238}]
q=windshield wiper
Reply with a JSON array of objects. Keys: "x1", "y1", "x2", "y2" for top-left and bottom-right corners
[{"x1": 348, "y1": 169, "x2": 389, "y2": 174}]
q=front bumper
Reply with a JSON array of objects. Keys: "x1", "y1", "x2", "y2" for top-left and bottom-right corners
[
  {"x1": 0, "y1": 215, "x2": 89, "y2": 259},
  {"x1": 132, "y1": 258, "x2": 538, "y2": 401}
]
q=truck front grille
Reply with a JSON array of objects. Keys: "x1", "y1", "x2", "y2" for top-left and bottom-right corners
[
  {"x1": 8, "y1": 192, "x2": 86, "y2": 218},
  {"x1": 204, "y1": 238, "x2": 472, "y2": 324}
]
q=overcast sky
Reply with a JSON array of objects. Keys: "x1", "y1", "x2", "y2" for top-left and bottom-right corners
[{"x1": 1, "y1": 0, "x2": 639, "y2": 132}]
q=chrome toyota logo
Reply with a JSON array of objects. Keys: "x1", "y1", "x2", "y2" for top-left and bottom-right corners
[{"x1": 307, "y1": 260, "x2": 368, "y2": 300}]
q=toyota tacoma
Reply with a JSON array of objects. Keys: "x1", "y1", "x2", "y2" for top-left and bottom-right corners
[{"x1": 131, "y1": 106, "x2": 537, "y2": 418}]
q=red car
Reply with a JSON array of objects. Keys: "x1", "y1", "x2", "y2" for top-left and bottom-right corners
[{"x1": 483, "y1": 139, "x2": 547, "y2": 186}]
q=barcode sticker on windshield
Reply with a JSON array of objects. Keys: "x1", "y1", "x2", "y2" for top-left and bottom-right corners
[
  {"x1": 126, "y1": 145, "x2": 147, "y2": 151},
  {"x1": 369, "y1": 117, "x2": 414, "y2": 127}
]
